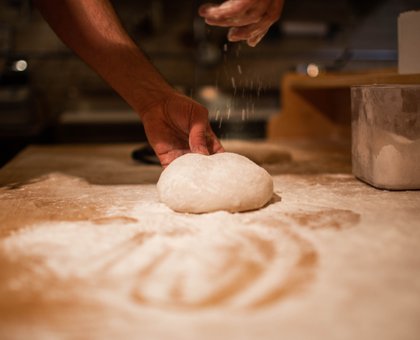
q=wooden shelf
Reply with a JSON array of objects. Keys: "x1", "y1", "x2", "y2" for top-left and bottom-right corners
[{"x1": 268, "y1": 70, "x2": 420, "y2": 140}]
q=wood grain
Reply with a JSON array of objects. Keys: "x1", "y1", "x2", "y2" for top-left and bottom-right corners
[{"x1": 1, "y1": 143, "x2": 419, "y2": 340}]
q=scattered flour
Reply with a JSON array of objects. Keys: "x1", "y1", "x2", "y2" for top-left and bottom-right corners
[{"x1": 1, "y1": 213, "x2": 312, "y2": 309}]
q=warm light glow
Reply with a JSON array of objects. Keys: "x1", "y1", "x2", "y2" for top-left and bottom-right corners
[
  {"x1": 12, "y1": 60, "x2": 28, "y2": 72},
  {"x1": 306, "y1": 63, "x2": 320, "y2": 77},
  {"x1": 199, "y1": 86, "x2": 219, "y2": 101}
]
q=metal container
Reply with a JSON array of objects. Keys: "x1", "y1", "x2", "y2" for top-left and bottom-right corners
[{"x1": 351, "y1": 84, "x2": 420, "y2": 190}]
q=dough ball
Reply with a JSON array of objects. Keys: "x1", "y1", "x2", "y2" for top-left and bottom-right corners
[{"x1": 157, "y1": 152, "x2": 273, "y2": 213}]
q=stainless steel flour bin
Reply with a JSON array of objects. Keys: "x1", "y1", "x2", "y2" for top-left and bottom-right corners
[{"x1": 351, "y1": 84, "x2": 420, "y2": 190}]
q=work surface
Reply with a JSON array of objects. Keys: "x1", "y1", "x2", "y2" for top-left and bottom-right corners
[{"x1": 0, "y1": 141, "x2": 419, "y2": 340}]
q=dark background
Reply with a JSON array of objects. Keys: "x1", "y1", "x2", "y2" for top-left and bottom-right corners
[{"x1": 0, "y1": 0, "x2": 418, "y2": 166}]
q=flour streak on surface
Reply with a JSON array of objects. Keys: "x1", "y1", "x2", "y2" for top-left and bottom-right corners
[
  {"x1": 2, "y1": 144, "x2": 420, "y2": 340},
  {"x1": 0, "y1": 216, "x2": 316, "y2": 310}
]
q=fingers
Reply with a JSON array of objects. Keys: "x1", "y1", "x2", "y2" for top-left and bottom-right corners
[
  {"x1": 228, "y1": 11, "x2": 275, "y2": 47},
  {"x1": 188, "y1": 106, "x2": 210, "y2": 156},
  {"x1": 247, "y1": 31, "x2": 267, "y2": 47},
  {"x1": 200, "y1": 0, "x2": 284, "y2": 47},
  {"x1": 228, "y1": 24, "x2": 269, "y2": 45},
  {"x1": 199, "y1": 0, "x2": 270, "y2": 27},
  {"x1": 157, "y1": 149, "x2": 188, "y2": 168},
  {"x1": 228, "y1": 0, "x2": 283, "y2": 46},
  {"x1": 159, "y1": 124, "x2": 224, "y2": 168},
  {"x1": 188, "y1": 108, "x2": 225, "y2": 157},
  {"x1": 159, "y1": 124, "x2": 225, "y2": 168},
  {"x1": 148, "y1": 93, "x2": 225, "y2": 167},
  {"x1": 206, "y1": 125, "x2": 225, "y2": 154},
  {"x1": 199, "y1": 0, "x2": 255, "y2": 21}
]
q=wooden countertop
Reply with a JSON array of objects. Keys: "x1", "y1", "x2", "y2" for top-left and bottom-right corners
[{"x1": 1, "y1": 141, "x2": 419, "y2": 340}]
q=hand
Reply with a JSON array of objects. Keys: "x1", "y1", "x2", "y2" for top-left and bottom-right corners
[
  {"x1": 34, "y1": 0, "x2": 224, "y2": 168},
  {"x1": 199, "y1": 0, "x2": 284, "y2": 47},
  {"x1": 140, "y1": 92, "x2": 224, "y2": 167}
]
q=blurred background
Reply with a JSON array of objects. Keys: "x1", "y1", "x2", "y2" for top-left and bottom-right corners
[{"x1": 0, "y1": 0, "x2": 418, "y2": 166}]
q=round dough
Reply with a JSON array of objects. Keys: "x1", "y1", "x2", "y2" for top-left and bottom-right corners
[{"x1": 157, "y1": 152, "x2": 273, "y2": 213}]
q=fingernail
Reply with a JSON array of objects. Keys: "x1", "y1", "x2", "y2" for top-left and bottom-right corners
[
  {"x1": 198, "y1": 4, "x2": 211, "y2": 15},
  {"x1": 247, "y1": 34, "x2": 263, "y2": 47},
  {"x1": 228, "y1": 28, "x2": 239, "y2": 41},
  {"x1": 191, "y1": 145, "x2": 209, "y2": 155}
]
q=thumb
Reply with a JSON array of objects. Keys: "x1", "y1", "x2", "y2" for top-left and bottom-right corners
[{"x1": 189, "y1": 116, "x2": 210, "y2": 155}]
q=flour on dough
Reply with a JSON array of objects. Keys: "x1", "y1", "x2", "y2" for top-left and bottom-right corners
[{"x1": 157, "y1": 152, "x2": 274, "y2": 213}]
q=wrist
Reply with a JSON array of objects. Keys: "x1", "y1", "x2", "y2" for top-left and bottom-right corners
[
  {"x1": 100, "y1": 47, "x2": 175, "y2": 118},
  {"x1": 132, "y1": 86, "x2": 176, "y2": 120}
]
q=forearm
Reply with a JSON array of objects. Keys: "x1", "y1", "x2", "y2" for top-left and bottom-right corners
[{"x1": 34, "y1": 0, "x2": 173, "y2": 116}]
